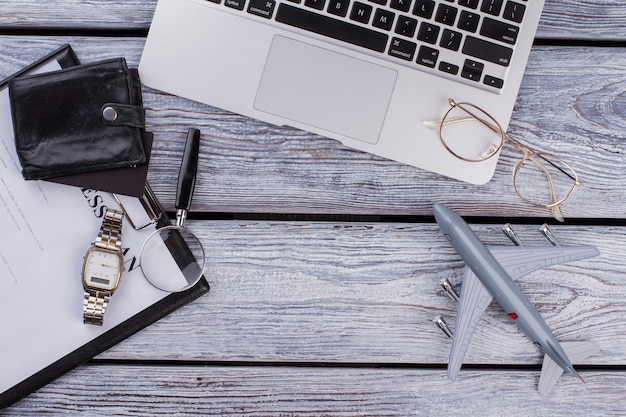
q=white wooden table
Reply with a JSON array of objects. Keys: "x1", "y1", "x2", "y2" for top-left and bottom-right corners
[{"x1": 2, "y1": 1, "x2": 626, "y2": 415}]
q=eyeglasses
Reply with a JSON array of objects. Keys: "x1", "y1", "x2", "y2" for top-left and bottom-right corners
[{"x1": 424, "y1": 99, "x2": 581, "y2": 221}]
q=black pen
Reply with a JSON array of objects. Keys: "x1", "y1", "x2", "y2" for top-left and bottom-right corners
[{"x1": 175, "y1": 128, "x2": 201, "y2": 227}]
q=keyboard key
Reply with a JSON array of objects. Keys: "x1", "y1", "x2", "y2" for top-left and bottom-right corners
[
  {"x1": 395, "y1": 15, "x2": 418, "y2": 37},
  {"x1": 481, "y1": 0, "x2": 503, "y2": 16},
  {"x1": 225, "y1": 0, "x2": 246, "y2": 10},
  {"x1": 373, "y1": 8, "x2": 396, "y2": 30},
  {"x1": 462, "y1": 35, "x2": 512, "y2": 66},
  {"x1": 480, "y1": 17, "x2": 519, "y2": 44},
  {"x1": 351, "y1": 2, "x2": 373, "y2": 23},
  {"x1": 484, "y1": 74, "x2": 504, "y2": 88},
  {"x1": 439, "y1": 61, "x2": 459, "y2": 75},
  {"x1": 388, "y1": 37, "x2": 417, "y2": 60},
  {"x1": 369, "y1": 0, "x2": 387, "y2": 4},
  {"x1": 457, "y1": 10, "x2": 480, "y2": 32},
  {"x1": 328, "y1": 0, "x2": 350, "y2": 17},
  {"x1": 435, "y1": 4, "x2": 458, "y2": 26},
  {"x1": 305, "y1": 0, "x2": 325, "y2": 10},
  {"x1": 503, "y1": 1, "x2": 525, "y2": 23},
  {"x1": 440, "y1": 28, "x2": 462, "y2": 51},
  {"x1": 248, "y1": 0, "x2": 276, "y2": 18},
  {"x1": 390, "y1": 0, "x2": 411, "y2": 12},
  {"x1": 458, "y1": 0, "x2": 478, "y2": 9},
  {"x1": 417, "y1": 22, "x2": 440, "y2": 44},
  {"x1": 275, "y1": 4, "x2": 389, "y2": 52},
  {"x1": 416, "y1": 46, "x2": 439, "y2": 68},
  {"x1": 461, "y1": 59, "x2": 483, "y2": 81},
  {"x1": 413, "y1": 0, "x2": 435, "y2": 18}
]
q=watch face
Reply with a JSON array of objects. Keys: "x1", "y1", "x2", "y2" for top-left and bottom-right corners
[{"x1": 83, "y1": 247, "x2": 123, "y2": 291}]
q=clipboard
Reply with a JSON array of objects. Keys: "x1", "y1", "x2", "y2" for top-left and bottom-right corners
[{"x1": 0, "y1": 45, "x2": 210, "y2": 409}]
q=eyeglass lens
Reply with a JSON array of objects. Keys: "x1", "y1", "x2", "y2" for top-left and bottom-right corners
[
  {"x1": 440, "y1": 103, "x2": 504, "y2": 162},
  {"x1": 513, "y1": 152, "x2": 578, "y2": 208}
]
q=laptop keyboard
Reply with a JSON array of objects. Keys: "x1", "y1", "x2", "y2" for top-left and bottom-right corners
[{"x1": 206, "y1": 0, "x2": 529, "y2": 91}]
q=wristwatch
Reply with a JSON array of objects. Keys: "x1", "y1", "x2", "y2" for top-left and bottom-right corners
[{"x1": 82, "y1": 208, "x2": 125, "y2": 325}]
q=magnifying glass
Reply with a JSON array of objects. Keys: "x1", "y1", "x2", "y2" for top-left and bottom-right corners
[{"x1": 140, "y1": 128, "x2": 206, "y2": 292}]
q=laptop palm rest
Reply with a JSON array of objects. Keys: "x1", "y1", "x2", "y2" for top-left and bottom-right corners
[{"x1": 254, "y1": 36, "x2": 397, "y2": 145}]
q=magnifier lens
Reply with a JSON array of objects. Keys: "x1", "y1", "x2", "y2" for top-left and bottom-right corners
[{"x1": 140, "y1": 226, "x2": 205, "y2": 292}]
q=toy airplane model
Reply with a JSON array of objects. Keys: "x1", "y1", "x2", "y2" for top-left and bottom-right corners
[{"x1": 432, "y1": 203, "x2": 600, "y2": 395}]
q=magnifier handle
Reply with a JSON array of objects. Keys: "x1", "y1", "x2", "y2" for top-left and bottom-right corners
[{"x1": 175, "y1": 128, "x2": 201, "y2": 215}]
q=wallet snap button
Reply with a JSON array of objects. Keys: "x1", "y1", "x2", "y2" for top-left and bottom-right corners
[{"x1": 102, "y1": 106, "x2": 118, "y2": 122}]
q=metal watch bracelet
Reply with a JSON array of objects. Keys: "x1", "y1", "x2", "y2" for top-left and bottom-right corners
[
  {"x1": 83, "y1": 209, "x2": 124, "y2": 325},
  {"x1": 83, "y1": 289, "x2": 112, "y2": 325},
  {"x1": 95, "y1": 209, "x2": 124, "y2": 251}
]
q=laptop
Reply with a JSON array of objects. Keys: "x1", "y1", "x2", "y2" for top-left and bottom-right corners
[{"x1": 139, "y1": 0, "x2": 544, "y2": 184}]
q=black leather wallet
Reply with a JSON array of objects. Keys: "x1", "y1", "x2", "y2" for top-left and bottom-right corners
[{"x1": 9, "y1": 58, "x2": 146, "y2": 180}]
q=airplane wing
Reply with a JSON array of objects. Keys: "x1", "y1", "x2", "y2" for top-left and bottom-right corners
[
  {"x1": 538, "y1": 341, "x2": 600, "y2": 396},
  {"x1": 448, "y1": 267, "x2": 493, "y2": 380},
  {"x1": 447, "y1": 245, "x2": 599, "y2": 381},
  {"x1": 488, "y1": 245, "x2": 600, "y2": 281}
]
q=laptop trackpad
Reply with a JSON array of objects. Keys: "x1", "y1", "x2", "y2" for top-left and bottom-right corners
[{"x1": 254, "y1": 36, "x2": 397, "y2": 145}]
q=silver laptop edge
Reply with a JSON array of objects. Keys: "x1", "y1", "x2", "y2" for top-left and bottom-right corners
[{"x1": 139, "y1": 0, "x2": 544, "y2": 184}]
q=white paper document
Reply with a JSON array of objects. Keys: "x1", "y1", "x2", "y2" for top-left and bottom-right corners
[{"x1": 0, "y1": 64, "x2": 179, "y2": 395}]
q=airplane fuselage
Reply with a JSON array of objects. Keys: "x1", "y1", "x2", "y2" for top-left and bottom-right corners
[{"x1": 433, "y1": 203, "x2": 576, "y2": 374}]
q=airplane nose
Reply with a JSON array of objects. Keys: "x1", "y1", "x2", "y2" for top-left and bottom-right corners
[
  {"x1": 433, "y1": 203, "x2": 448, "y2": 225},
  {"x1": 433, "y1": 203, "x2": 444, "y2": 217}
]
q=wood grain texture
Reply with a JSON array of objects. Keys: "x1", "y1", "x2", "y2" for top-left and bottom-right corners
[
  {"x1": 1, "y1": 1, "x2": 626, "y2": 414},
  {"x1": 4, "y1": 366, "x2": 626, "y2": 416},
  {"x1": 1, "y1": 0, "x2": 626, "y2": 41},
  {"x1": 539, "y1": 0, "x2": 626, "y2": 41},
  {"x1": 88, "y1": 221, "x2": 624, "y2": 366},
  {"x1": 3, "y1": 37, "x2": 624, "y2": 218},
  {"x1": 0, "y1": 0, "x2": 155, "y2": 29}
]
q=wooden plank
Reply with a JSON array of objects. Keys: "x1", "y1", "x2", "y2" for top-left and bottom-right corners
[
  {"x1": 90, "y1": 221, "x2": 626, "y2": 367},
  {"x1": 4, "y1": 365, "x2": 626, "y2": 415},
  {"x1": 0, "y1": 0, "x2": 155, "y2": 29},
  {"x1": 540, "y1": 0, "x2": 626, "y2": 41},
  {"x1": 3, "y1": 37, "x2": 624, "y2": 218},
  {"x1": 1, "y1": 1, "x2": 625, "y2": 40}
]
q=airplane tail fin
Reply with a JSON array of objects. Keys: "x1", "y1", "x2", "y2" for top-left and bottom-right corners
[{"x1": 537, "y1": 341, "x2": 600, "y2": 396}]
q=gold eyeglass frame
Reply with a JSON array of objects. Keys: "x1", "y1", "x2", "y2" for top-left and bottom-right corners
[{"x1": 427, "y1": 99, "x2": 582, "y2": 220}]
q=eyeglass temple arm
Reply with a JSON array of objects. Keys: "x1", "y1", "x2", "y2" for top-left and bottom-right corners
[
  {"x1": 422, "y1": 116, "x2": 501, "y2": 135},
  {"x1": 536, "y1": 153, "x2": 579, "y2": 183},
  {"x1": 422, "y1": 117, "x2": 470, "y2": 130}
]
